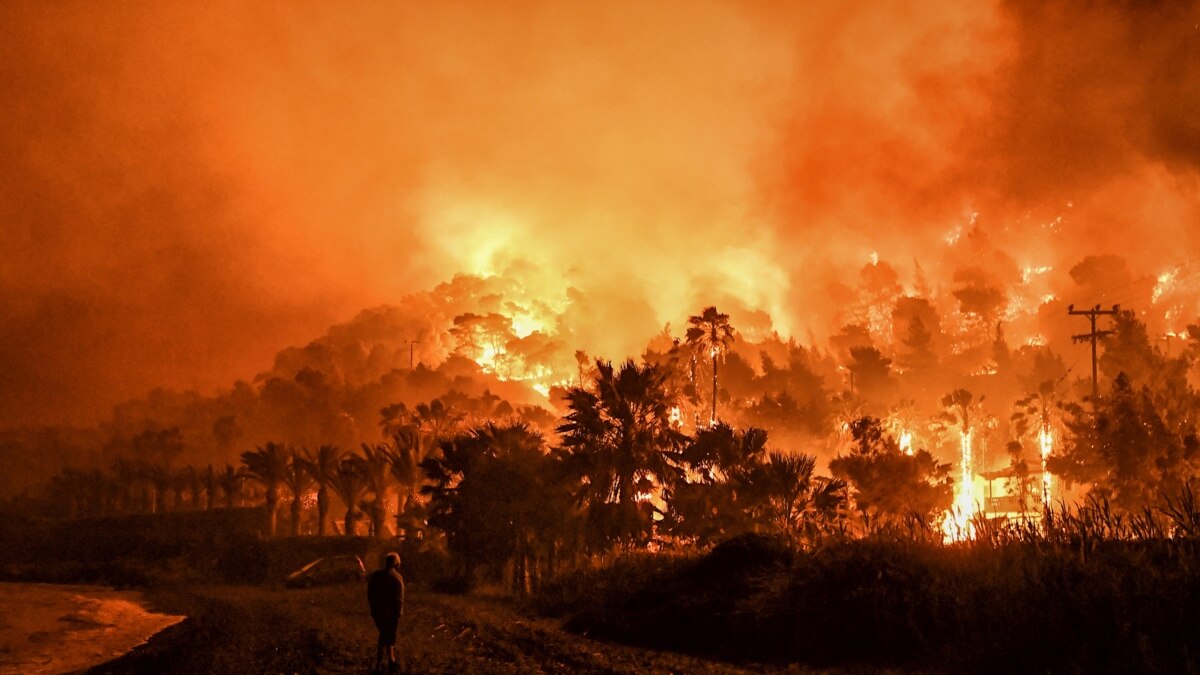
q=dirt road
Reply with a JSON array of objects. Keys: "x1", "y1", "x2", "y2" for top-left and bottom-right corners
[{"x1": 91, "y1": 584, "x2": 766, "y2": 674}]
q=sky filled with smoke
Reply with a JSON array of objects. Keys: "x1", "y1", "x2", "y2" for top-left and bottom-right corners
[{"x1": 1, "y1": 0, "x2": 1197, "y2": 428}]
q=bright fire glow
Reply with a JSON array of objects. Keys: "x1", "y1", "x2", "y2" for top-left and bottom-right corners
[
  {"x1": 1153, "y1": 268, "x2": 1178, "y2": 303},
  {"x1": 943, "y1": 429, "x2": 976, "y2": 542},
  {"x1": 898, "y1": 429, "x2": 913, "y2": 456},
  {"x1": 1039, "y1": 426, "x2": 1053, "y2": 509}
]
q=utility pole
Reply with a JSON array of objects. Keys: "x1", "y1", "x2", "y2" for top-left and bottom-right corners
[
  {"x1": 1068, "y1": 304, "x2": 1120, "y2": 398},
  {"x1": 409, "y1": 340, "x2": 417, "y2": 369}
]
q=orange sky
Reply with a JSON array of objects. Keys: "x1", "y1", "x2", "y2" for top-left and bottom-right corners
[{"x1": 1, "y1": 1, "x2": 1197, "y2": 427}]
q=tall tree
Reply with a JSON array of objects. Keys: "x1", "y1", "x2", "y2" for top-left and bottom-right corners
[
  {"x1": 423, "y1": 422, "x2": 573, "y2": 591},
  {"x1": 330, "y1": 458, "x2": 368, "y2": 536},
  {"x1": 215, "y1": 464, "x2": 243, "y2": 509},
  {"x1": 558, "y1": 359, "x2": 685, "y2": 549},
  {"x1": 937, "y1": 389, "x2": 984, "y2": 535},
  {"x1": 389, "y1": 427, "x2": 433, "y2": 539},
  {"x1": 1012, "y1": 379, "x2": 1064, "y2": 508},
  {"x1": 240, "y1": 442, "x2": 291, "y2": 537},
  {"x1": 355, "y1": 443, "x2": 395, "y2": 537},
  {"x1": 412, "y1": 399, "x2": 464, "y2": 442},
  {"x1": 1051, "y1": 373, "x2": 1200, "y2": 511},
  {"x1": 686, "y1": 306, "x2": 736, "y2": 426},
  {"x1": 281, "y1": 450, "x2": 315, "y2": 536},
  {"x1": 201, "y1": 464, "x2": 217, "y2": 510},
  {"x1": 298, "y1": 445, "x2": 344, "y2": 536}
]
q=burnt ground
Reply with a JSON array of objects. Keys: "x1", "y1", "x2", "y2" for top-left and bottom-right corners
[{"x1": 86, "y1": 583, "x2": 822, "y2": 674}]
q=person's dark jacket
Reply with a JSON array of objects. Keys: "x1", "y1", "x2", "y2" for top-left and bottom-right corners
[{"x1": 367, "y1": 567, "x2": 405, "y2": 621}]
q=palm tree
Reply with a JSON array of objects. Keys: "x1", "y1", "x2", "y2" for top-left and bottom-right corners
[
  {"x1": 111, "y1": 458, "x2": 140, "y2": 514},
  {"x1": 1012, "y1": 380, "x2": 1061, "y2": 509},
  {"x1": 298, "y1": 445, "x2": 344, "y2": 535},
  {"x1": 379, "y1": 402, "x2": 411, "y2": 440},
  {"x1": 240, "y1": 442, "x2": 291, "y2": 536},
  {"x1": 175, "y1": 466, "x2": 198, "y2": 511},
  {"x1": 686, "y1": 306, "x2": 736, "y2": 426},
  {"x1": 201, "y1": 464, "x2": 218, "y2": 510},
  {"x1": 144, "y1": 465, "x2": 169, "y2": 514},
  {"x1": 281, "y1": 450, "x2": 315, "y2": 536},
  {"x1": 750, "y1": 452, "x2": 847, "y2": 543},
  {"x1": 422, "y1": 421, "x2": 564, "y2": 591},
  {"x1": 355, "y1": 443, "x2": 395, "y2": 537},
  {"x1": 389, "y1": 427, "x2": 433, "y2": 538},
  {"x1": 413, "y1": 399, "x2": 463, "y2": 441},
  {"x1": 330, "y1": 458, "x2": 368, "y2": 536},
  {"x1": 558, "y1": 359, "x2": 685, "y2": 548},
  {"x1": 215, "y1": 464, "x2": 243, "y2": 508},
  {"x1": 938, "y1": 389, "x2": 983, "y2": 537}
]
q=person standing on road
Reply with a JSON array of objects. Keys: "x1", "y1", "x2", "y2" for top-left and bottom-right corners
[{"x1": 367, "y1": 552, "x2": 405, "y2": 674}]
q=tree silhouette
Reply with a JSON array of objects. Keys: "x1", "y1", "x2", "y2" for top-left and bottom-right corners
[
  {"x1": 389, "y1": 427, "x2": 434, "y2": 539},
  {"x1": 664, "y1": 424, "x2": 769, "y2": 544},
  {"x1": 830, "y1": 417, "x2": 952, "y2": 531},
  {"x1": 240, "y1": 442, "x2": 290, "y2": 537},
  {"x1": 281, "y1": 450, "x2": 315, "y2": 536},
  {"x1": 1012, "y1": 379, "x2": 1064, "y2": 508},
  {"x1": 215, "y1": 464, "x2": 243, "y2": 508},
  {"x1": 686, "y1": 306, "x2": 736, "y2": 426},
  {"x1": 330, "y1": 457, "x2": 368, "y2": 536},
  {"x1": 355, "y1": 443, "x2": 395, "y2": 537},
  {"x1": 1052, "y1": 373, "x2": 1200, "y2": 511},
  {"x1": 422, "y1": 422, "x2": 572, "y2": 591},
  {"x1": 298, "y1": 444, "x2": 344, "y2": 536},
  {"x1": 201, "y1": 464, "x2": 217, "y2": 510},
  {"x1": 559, "y1": 359, "x2": 685, "y2": 549}
]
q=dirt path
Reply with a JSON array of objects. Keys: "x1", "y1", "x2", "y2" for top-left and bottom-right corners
[{"x1": 92, "y1": 584, "x2": 775, "y2": 674}]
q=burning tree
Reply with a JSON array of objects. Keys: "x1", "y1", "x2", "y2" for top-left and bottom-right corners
[
  {"x1": 829, "y1": 417, "x2": 952, "y2": 532},
  {"x1": 686, "y1": 306, "x2": 736, "y2": 426},
  {"x1": 280, "y1": 449, "x2": 314, "y2": 536},
  {"x1": 330, "y1": 458, "x2": 368, "y2": 536},
  {"x1": 297, "y1": 444, "x2": 344, "y2": 536},
  {"x1": 1052, "y1": 373, "x2": 1200, "y2": 511},
  {"x1": 937, "y1": 389, "x2": 983, "y2": 540},
  {"x1": 1012, "y1": 380, "x2": 1063, "y2": 509}
]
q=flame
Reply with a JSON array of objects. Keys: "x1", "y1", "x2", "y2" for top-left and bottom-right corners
[
  {"x1": 668, "y1": 405, "x2": 683, "y2": 429},
  {"x1": 1020, "y1": 265, "x2": 1053, "y2": 284},
  {"x1": 898, "y1": 429, "x2": 913, "y2": 456},
  {"x1": 943, "y1": 428, "x2": 976, "y2": 542},
  {"x1": 1039, "y1": 426, "x2": 1053, "y2": 509},
  {"x1": 1153, "y1": 268, "x2": 1178, "y2": 303},
  {"x1": 511, "y1": 313, "x2": 544, "y2": 338}
]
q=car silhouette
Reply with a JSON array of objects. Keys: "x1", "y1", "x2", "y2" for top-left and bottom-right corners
[{"x1": 285, "y1": 555, "x2": 367, "y2": 587}]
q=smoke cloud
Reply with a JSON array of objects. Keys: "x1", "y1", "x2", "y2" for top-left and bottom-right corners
[{"x1": 0, "y1": 0, "x2": 1197, "y2": 428}]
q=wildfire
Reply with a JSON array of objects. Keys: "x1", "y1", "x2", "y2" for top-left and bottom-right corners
[
  {"x1": 898, "y1": 429, "x2": 913, "y2": 456},
  {"x1": 1039, "y1": 426, "x2": 1053, "y2": 509},
  {"x1": 1153, "y1": 268, "x2": 1179, "y2": 304},
  {"x1": 669, "y1": 406, "x2": 683, "y2": 429},
  {"x1": 943, "y1": 429, "x2": 976, "y2": 542}
]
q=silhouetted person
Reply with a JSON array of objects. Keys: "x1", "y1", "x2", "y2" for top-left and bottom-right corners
[{"x1": 367, "y1": 552, "x2": 405, "y2": 674}]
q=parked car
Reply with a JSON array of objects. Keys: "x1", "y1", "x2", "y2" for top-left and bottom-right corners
[{"x1": 285, "y1": 555, "x2": 366, "y2": 588}]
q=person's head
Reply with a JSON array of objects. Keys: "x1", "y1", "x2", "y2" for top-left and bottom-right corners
[{"x1": 383, "y1": 552, "x2": 400, "y2": 569}]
